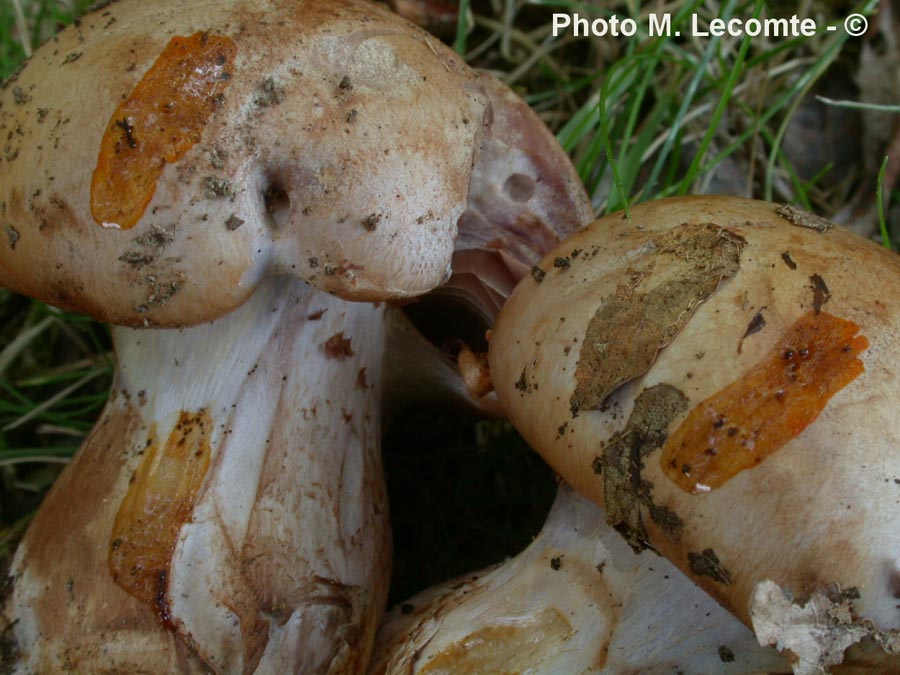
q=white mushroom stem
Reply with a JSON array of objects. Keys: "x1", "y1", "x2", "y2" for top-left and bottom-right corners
[
  {"x1": 4, "y1": 278, "x2": 389, "y2": 674},
  {"x1": 369, "y1": 485, "x2": 790, "y2": 675}
]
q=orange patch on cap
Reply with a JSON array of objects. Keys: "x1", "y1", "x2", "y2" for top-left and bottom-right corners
[
  {"x1": 91, "y1": 32, "x2": 236, "y2": 230},
  {"x1": 662, "y1": 311, "x2": 868, "y2": 494},
  {"x1": 109, "y1": 410, "x2": 212, "y2": 626}
]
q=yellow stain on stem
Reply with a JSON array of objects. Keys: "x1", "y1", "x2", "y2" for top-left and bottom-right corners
[
  {"x1": 109, "y1": 410, "x2": 212, "y2": 625},
  {"x1": 91, "y1": 32, "x2": 236, "y2": 230},
  {"x1": 419, "y1": 608, "x2": 572, "y2": 674}
]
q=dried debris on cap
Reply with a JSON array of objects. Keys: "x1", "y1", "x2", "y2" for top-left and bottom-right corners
[
  {"x1": 571, "y1": 223, "x2": 745, "y2": 415},
  {"x1": 599, "y1": 383, "x2": 687, "y2": 552},
  {"x1": 775, "y1": 204, "x2": 834, "y2": 234}
]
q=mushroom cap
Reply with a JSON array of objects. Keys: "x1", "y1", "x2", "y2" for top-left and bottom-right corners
[
  {"x1": 0, "y1": 0, "x2": 486, "y2": 327},
  {"x1": 489, "y1": 196, "x2": 900, "y2": 651}
]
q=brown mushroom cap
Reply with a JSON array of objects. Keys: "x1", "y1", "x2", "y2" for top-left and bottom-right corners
[
  {"x1": 0, "y1": 0, "x2": 487, "y2": 327},
  {"x1": 489, "y1": 196, "x2": 900, "y2": 667}
]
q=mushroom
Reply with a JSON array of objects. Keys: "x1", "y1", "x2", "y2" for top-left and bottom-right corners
[
  {"x1": 488, "y1": 195, "x2": 900, "y2": 673},
  {"x1": 370, "y1": 484, "x2": 790, "y2": 674},
  {"x1": 0, "y1": 0, "x2": 590, "y2": 671},
  {"x1": 0, "y1": 0, "x2": 486, "y2": 324}
]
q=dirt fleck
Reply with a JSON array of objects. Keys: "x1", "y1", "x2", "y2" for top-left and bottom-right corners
[
  {"x1": 718, "y1": 645, "x2": 735, "y2": 662},
  {"x1": 118, "y1": 250, "x2": 157, "y2": 268},
  {"x1": 514, "y1": 367, "x2": 537, "y2": 394},
  {"x1": 776, "y1": 204, "x2": 834, "y2": 233},
  {"x1": 205, "y1": 176, "x2": 238, "y2": 200},
  {"x1": 12, "y1": 86, "x2": 30, "y2": 105},
  {"x1": 572, "y1": 223, "x2": 745, "y2": 414},
  {"x1": 781, "y1": 251, "x2": 797, "y2": 270},
  {"x1": 4, "y1": 224, "x2": 19, "y2": 250},
  {"x1": 599, "y1": 383, "x2": 688, "y2": 552},
  {"x1": 61, "y1": 51, "x2": 82, "y2": 64},
  {"x1": 356, "y1": 367, "x2": 368, "y2": 389},
  {"x1": 209, "y1": 147, "x2": 227, "y2": 169},
  {"x1": 324, "y1": 332, "x2": 354, "y2": 360},
  {"x1": 648, "y1": 503, "x2": 684, "y2": 540},
  {"x1": 531, "y1": 266, "x2": 546, "y2": 283},
  {"x1": 254, "y1": 77, "x2": 285, "y2": 107},
  {"x1": 810, "y1": 274, "x2": 831, "y2": 314},
  {"x1": 549, "y1": 556, "x2": 562, "y2": 570},
  {"x1": 553, "y1": 256, "x2": 570, "y2": 269},
  {"x1": 137, "y1": 273, "x2": 182, "y2": 312},
  {"x1": 688, "y1": 548, "x2": 732, "y2": 585},
  {"x1": 738, "y1": 309, "x2": 767, "y2": 353},
  {"x1": 338, "y1": 75, "x2": 352, "y2": 91},
  {"x1": 415, "y1": 210, "x2": 436, "y2": 225},
  {"x1": 225, "y1": 214, "x2": 244, "y2": 231},
  {"x1": 361, "y1": 213, "x2": 381, "y2": 231},
  {"x1": 135, "y1": 224, "x2": 174, "y2": 248}
]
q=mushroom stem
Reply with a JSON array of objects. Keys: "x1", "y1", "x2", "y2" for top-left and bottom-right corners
[
  {"x1": 370, "y1": 485, "x2": 789, "y2": 675},
  {"x1": 3, "y1": 278, "x2": 390, "y2": 674}
]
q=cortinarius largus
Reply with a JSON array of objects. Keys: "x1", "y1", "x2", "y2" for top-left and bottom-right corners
[
  {"x1": 489, "y1": 195, "x2": 900, "y2": 673},
  {"x1": 0, "y1": 0, "x2": 590, "y2": 672}
]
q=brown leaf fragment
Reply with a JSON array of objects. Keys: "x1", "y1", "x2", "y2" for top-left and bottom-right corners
[
  {"x1": 324, "y1": 332, "x2": 355, "y2": 359},
  {"x1": 600, "y1": 383, "x2": 688, "y2": 552},
  {"x1": 572, "y1": 224, "x2": 745, "y2": 414},
  {"x1": 781, "y1": 251, "x2": 797, "y2": 270},
  {"x1": 776, "y1": 204, "x2": 834, "y2": 233},
  {"x1": 688, "y1": 548, "x2": 732, "y2": 585},
  {"x1": 810, "y1": 274, "x2": 831, "y2": 314},
  {"x1": 225, "y1": 214, "x2": 244, "y2": 231}
]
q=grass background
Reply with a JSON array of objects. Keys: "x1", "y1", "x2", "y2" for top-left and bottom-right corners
[{"x1": 1, "y1": 0, "x2": 897, "y2": 604}]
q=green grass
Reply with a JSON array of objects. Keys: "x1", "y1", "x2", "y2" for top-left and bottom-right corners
[
  {"x1": 524, "y1": 0, "x2": 880, "y2": 214},
  {"x1": 1, "y1": 0, "x2": 895, "y2": 602}
]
